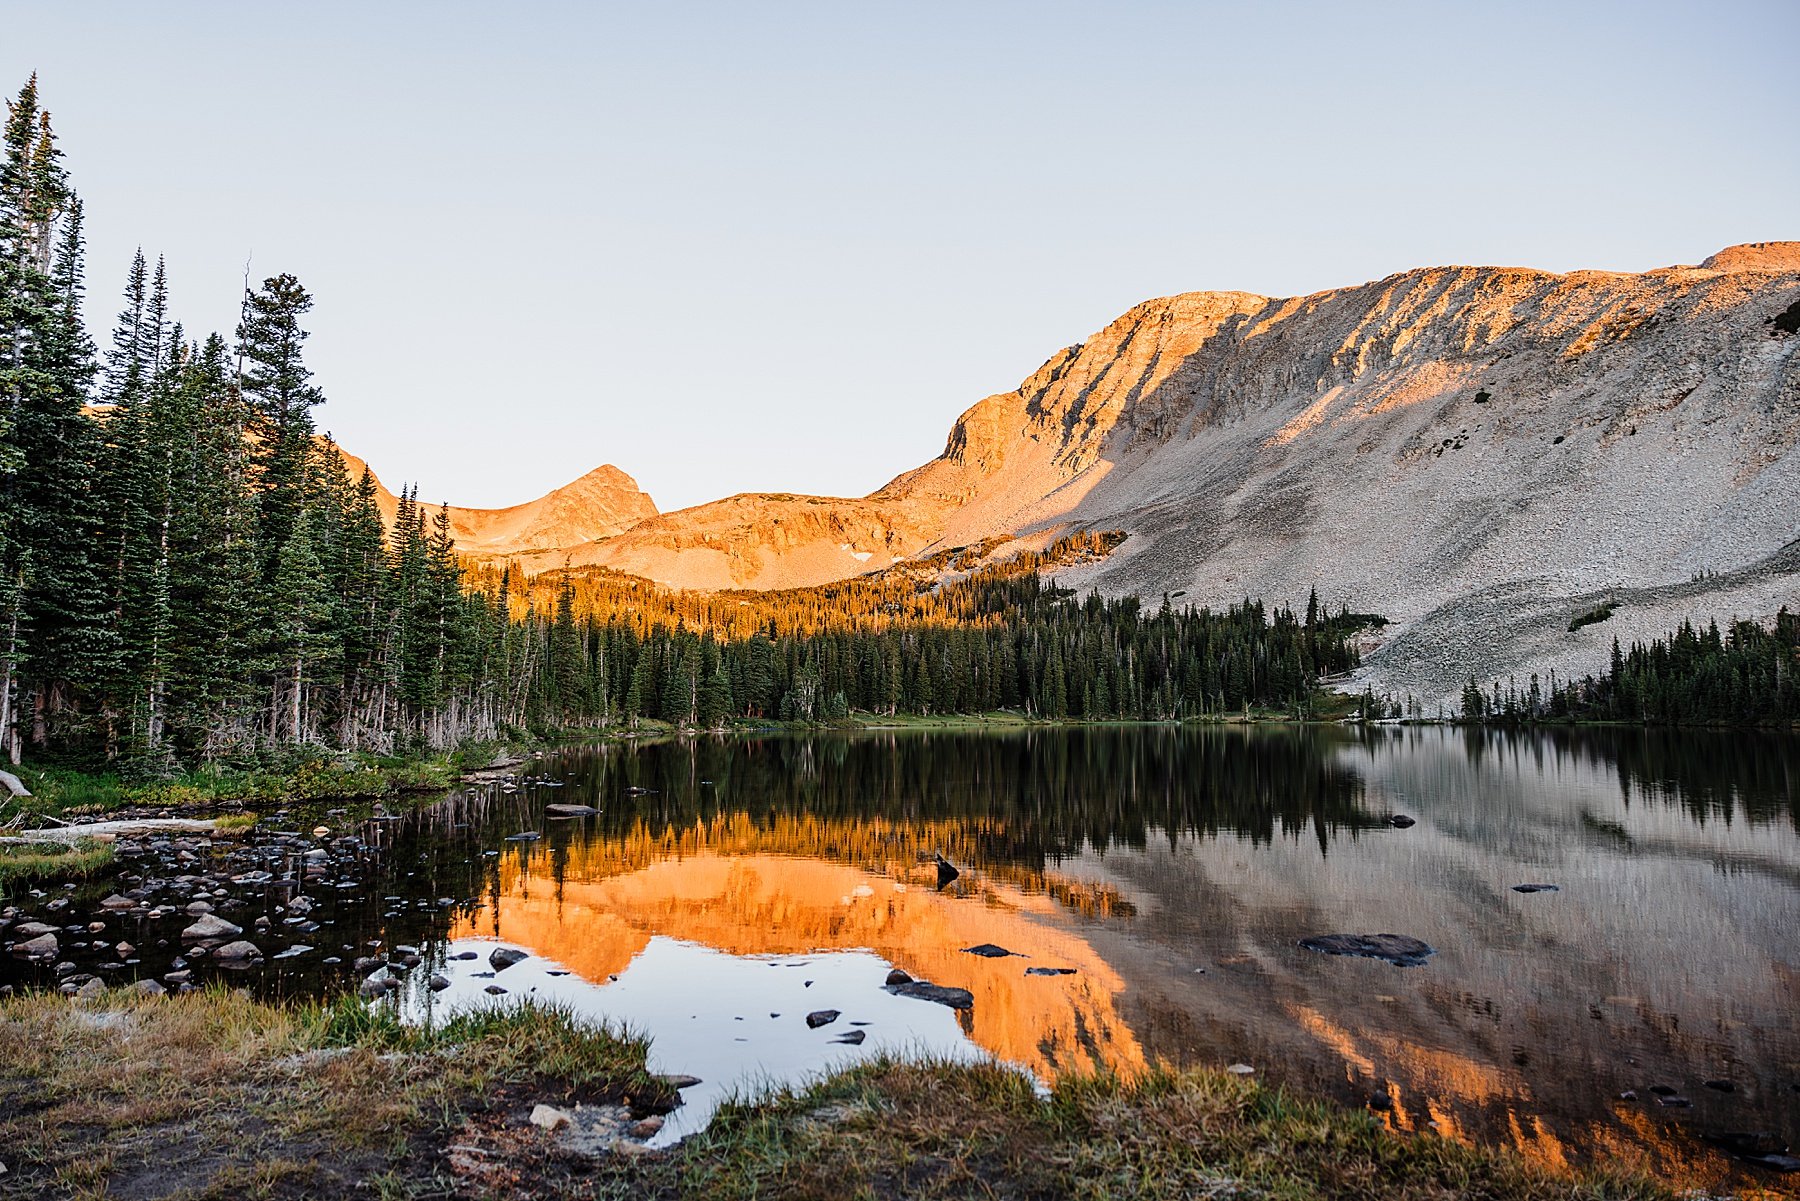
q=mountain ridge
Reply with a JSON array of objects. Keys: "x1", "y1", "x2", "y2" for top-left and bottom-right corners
[{"x1": 355, "y1": 241, "x2": 1800, "y2": 705}]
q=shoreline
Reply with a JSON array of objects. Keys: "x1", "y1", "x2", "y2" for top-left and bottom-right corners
[{"x1": 0, "y1": 989, "x2": 1687, "y2": 1200}]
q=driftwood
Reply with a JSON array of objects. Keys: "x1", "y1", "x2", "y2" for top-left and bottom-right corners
[
  {"x1": 0, "y1": 769, "x2": 30, "y2": 799},
  {"x1": 1, "y1": 817, "x2": 220, "y2": 843}
]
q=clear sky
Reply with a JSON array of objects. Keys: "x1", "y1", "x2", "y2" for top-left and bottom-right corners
[{"x1": 7, "y1": 1, "x2": 1796, "y2": 512}]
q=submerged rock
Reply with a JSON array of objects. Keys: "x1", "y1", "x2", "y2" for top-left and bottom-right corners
[
  {"x1": 1024, "y1": 966, "x2": 1076, "y2": 977},
  {"x1": 962, "y1": 944, "x2": 1016, "y2": 958},
  {"x1": 831, "y1": 1030, "x2": 867, "y2": 1045},
  {"x1": 489, "y1": 947, "x2": 528, "y2": 971},
  {"x1": 805, "y1": 1009, "x2": 841, "y2": 1028},
  {"x1": 1512, "y1": 883, "x2": 1559, "y2": 893},
  {"x1": 886, "y1": 980, "x2": 974, "y2": 1010},
  {"x1": 1388, "y1": 815, "x2": 1416, "y2": 829},
  {"x1": 1298, "y1": 933, "x2": 1435, "y2": 968},
  {"x1": 545, "y1": 804, "x2": 600, "y2": 816}
]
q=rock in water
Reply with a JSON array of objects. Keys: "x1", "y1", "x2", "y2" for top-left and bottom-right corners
[
  {"x1": 181, "y1": 914, "x2": 242, "y2": 940},
  {"x1": 14, "y1": 933, "x2": 57, "y2": 959},
  {"x1": 805, "y1": 1009, "x2": 841, "y2": 1028},
  {"x1": 962, "y1": 943, "x2": 1015, "y2": 958},
  {"x1": 832, "y1": 1030, "x2": 867, "y2": 1045},
  {"x1": 1388, "y1": 815, "x2": 1416, "y2": 829},
  {"x1": 1298, "y1": 933, "x2": 1435, "y2": 968},
  {"x1": 886, "y1": 980, "x2": 975, "y2": 1010},
  {"x1": 545, "y1": 803, "x2": 600, "y2": 816},
  {"x1": 429, "y1": 974, "x2": 451, "y2": 991},
  {"x1": 935, "y1": 855, "x2": 959, "y2": 889},
  {"x1": 489, "y1": 947, "x2": 528, "y2": 971},
  {"x1": 213, "y1": 940, "x2": 262, "y2": 961},
  {"x1": 1512, "y1": 883, "x2": 1559, "y2": 893},
  {"x1": 1025, "y1": 966, "x2": 1076, "y2": 976},
  {"x1": 884, "y1": 968, "x2": 913, "y2": 986}
]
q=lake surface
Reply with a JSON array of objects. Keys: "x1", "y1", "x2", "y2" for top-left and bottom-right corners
[{"x1": 7, "y1": 726, "x2": 1798, "y2": 1185}]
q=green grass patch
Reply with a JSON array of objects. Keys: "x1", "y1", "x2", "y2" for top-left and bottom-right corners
[{"x1": 0, "y1": 837, "x2": 116, "y2": 893}]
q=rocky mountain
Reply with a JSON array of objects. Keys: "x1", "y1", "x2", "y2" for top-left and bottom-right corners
[
  {"x1": 376, "y1": 242, "x2": 1800, "y2": 707},
  {"x1": 340, "y1": 454, "x2": 658, "y2": 557}
]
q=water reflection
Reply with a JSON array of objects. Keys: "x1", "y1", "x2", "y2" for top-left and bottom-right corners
[
  {"x1": 14, "y1": 725, "x2": 1790, "y2": 1188},
  {"x1": 373, "y1": 727, "x2": 1798, "y2": 1189}
]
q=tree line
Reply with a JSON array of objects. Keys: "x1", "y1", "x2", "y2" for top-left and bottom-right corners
[
  {"x1": 0, "y1": 74, "x2": 1364, "y2": 776},
  {"x1": 1460, "y1": 611, "x2": 1800, "y2": 727}
]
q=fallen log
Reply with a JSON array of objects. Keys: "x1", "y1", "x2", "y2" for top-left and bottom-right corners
[{"x1": 2, "y1": 817, "x2": 220, "y2": 843}]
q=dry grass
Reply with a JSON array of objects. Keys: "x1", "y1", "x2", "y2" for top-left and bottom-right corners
[
  {"x1": 0, "y1": 991, "x2": 1692, "y2": 1201},
  {"x1": 0, "y1": 989, "x2": 668, "y2": 1200}
]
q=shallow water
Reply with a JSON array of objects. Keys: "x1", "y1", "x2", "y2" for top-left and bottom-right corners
[{"x1": 8, "y1": 726, "x2": 1798, "y2": 1185}]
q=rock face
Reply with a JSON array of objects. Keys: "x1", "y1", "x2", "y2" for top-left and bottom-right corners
[
  {"x1": 338, "y1": 453, "x2": 659, "y2": 562},
  {"x1": 362, "y1": 243, "x2": 1800, "y2": 702}
]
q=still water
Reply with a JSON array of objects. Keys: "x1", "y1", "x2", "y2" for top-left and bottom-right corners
[{"x1": 20, "y1": 726, "x2": 1800, "y2": 1184}]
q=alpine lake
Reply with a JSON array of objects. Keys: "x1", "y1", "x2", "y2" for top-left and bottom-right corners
[{"x1": 5, "y1": 726, "x2": 1797, "y2": 1189}]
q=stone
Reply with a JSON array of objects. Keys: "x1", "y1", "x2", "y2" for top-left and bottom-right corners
[
  {"x1": 15, "y1": 933, "x2": 57, "y2": 958},
  {"x1": 489, "y1": 947, "x2": 528, "y2": 971},
  {"x1": 1511, "y1": 883, "x2": 1559, "y2": 893},
  {"x1": 181, "y1": 914, "x2": 242, "y2": 940},
  {"x1": 884, "y1": 968, "x2": 913, "y2": 986},
  {"x1": 805, "y1": 1009, "x2": 841, "y2": 1028},
  {"x1": 131, "y1": 979, "x2": 166, "y2": 997},
  {"x1": 12, "y1": 921, "x2": 56, "y2": 937},
  {"x1": 530, "y1": 1103, "x2": 573, "y2": 1130},
  {"x1": 627, "y1": 1115, "x2": 664, "y2": 1138},
  {"x1": 659, "y1": 1074, "x2": 702, "y2": 1089},
  {"x1": 1025, "y1": 966, "x2": 1076, "y2": 976},
  {"x1": 1388, "y1": 815, "x2": 1416, "y2": 829},
  {"x1": 1226, "y1": 1063, "x2": 1256, "y2": 1076},
  {"x1": 429, "y1": 974, "x2": 451, "y2": 991},
  {"x1": 76, "y1": 977, "x2": 106, "y2": 998},
  {"x1": 886, "y1": 980, "x2": 974, "y2": 1010},
  {"x1": 831, "y1": 1030, "x2": 867, "y2": 1045},
  {"x1": 115, "y1": 942, "x2": 134, "y2": 957},
  {"x1": 98, "y1": 894, "x2": 136, "y2": 910},
  {"x1": 484, "y1": 984, "x2": 508, "y2": 995},
  {"x1": 546, "y1": 804, "x2": 600, "y2": 816},
  {"x1": 962, "y1": 943, "x2": 1016, "y2": 958},
  {"x1": 213, "y1": 940, "x2": 262, "y2": 961},
  {"x1": 1298, "y1": 934, "x2": 1435, "y2": 968}
]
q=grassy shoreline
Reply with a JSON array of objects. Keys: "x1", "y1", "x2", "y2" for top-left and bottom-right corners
[{"x1": 0, "y1": 989, "x2": 1683, "y2": 1201}]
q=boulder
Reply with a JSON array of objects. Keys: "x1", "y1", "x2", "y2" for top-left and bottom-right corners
[
  {"x1": 180, "y1": 914, "x2": 242, "y2": 940},
  {"x1": 212, "y1": 940, "x2": 262, "y2": 961},
  {"x1": 885, "y1": 980, "x2": 974, "y2": 1010},
  {"x1": 805, "y1": 1009, "x2": 841, "y2": 1028},
  {"x1": 489, "y1": 947, "x2": 528, "y2": 971},
  {"x1": 15, "y1": 933, "x2": 57, "y2": 958}
]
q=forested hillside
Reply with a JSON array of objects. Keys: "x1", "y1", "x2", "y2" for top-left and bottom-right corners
[
  {"x1": 1461, "y1": 611, "x2": 1800, "y2": 727},
  {"x1": 0, "y1": 76, "x2": 1362, "y2": 774}
]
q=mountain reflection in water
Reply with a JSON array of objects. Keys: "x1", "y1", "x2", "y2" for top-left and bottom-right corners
[{"x1": 379, "y1": 727, "x2": 1796, "y2": 1189}]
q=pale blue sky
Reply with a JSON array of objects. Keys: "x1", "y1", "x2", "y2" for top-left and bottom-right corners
[{"x1": 8, "y1": 1, "x2": 1796, "y2": 511}]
